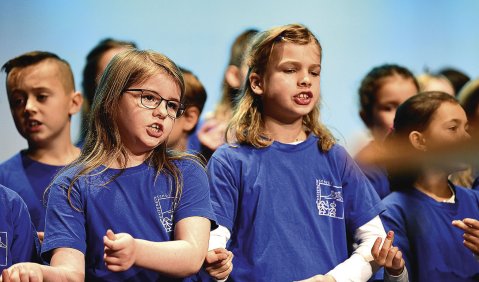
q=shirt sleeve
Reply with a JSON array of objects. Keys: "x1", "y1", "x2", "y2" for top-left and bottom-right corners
[
  {"x1": 41, "y1": 175, "x2": 86, "y2": 262},
  {"x1": 337, "y1": 146, "x2": 385, "y2": 232},
  {"x1": 326, "y1": 216, "x2": 387, "y2": 282},
  {"x1": 173, "y1": 160, "x2": 217, "y2": 225},
  {"x1": 206, "y1": 154, "x2": 239, "y2": 232},
  {"x1": 10, "y1": 193, "x2": 39, "y2": 264}
]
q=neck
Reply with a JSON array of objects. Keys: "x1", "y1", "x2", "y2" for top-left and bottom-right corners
[
  {"x1": 172, "y1": 135, "x2": 188, "y2": 152},
  {"x1": 263, "y1": 115, "x2": 306, "y2": 144},
  {"x1": 110, "y1": 148, "x2": 150, "y2": 169},
  {"x1": 26, "y1": 131, "x2": 80, "y2": 165},
  {"x1": 414, "y1": 168, "x2": 452, "y2": 201}
]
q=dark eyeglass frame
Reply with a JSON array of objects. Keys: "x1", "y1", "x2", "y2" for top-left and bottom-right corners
[{"x1": 124, "y1": 88, "x2": 185, "y2": 119}]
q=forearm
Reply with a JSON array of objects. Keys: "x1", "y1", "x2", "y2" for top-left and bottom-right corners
[
  {"x1": 134, "y1": 238, "x2": 207, "y2": 277},
  {"x1": 39, "y1": 264, "x2": 84, "y2": 282},
  {"x1": 327, "y1": 216, "x2": 387, "y2": 282}
]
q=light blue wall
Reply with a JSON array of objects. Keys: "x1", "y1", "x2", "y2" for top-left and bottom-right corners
[{"x1": 1, "y1": 0, "x2": 478, "y2": 161}]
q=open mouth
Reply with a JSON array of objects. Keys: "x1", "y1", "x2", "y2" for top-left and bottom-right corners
[
  {"x1": 26, "y1": 119, "x2": 42, "y2": 131},
  {"x1": 147, "y1": 123, "x2": 164, "y2": 138},
  {"x1": 293, "y1": 92, "x2": 313, "y2": 105},
  {"x1": 150, "y1": 124, "x2": 162, "y2": 132}
]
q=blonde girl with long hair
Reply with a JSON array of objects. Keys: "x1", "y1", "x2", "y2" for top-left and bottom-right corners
[
  {"x1": 207, "y1": 24, "x2": 404, "y2": 282},
  {"x1": 1, "y1": 49, "x2": 216, "y2": 281}
]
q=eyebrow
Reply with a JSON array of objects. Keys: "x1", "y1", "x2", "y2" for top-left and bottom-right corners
[
  {"x1": 143, "y1": 89, "x2": 180, "y2": 102},
  {"x1": 278, "y1": 60, "x2": 321, "y2": 67}
]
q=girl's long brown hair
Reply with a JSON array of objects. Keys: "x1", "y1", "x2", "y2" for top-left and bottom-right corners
[{"x1": 53, "y1": 49, "x2": 202, "y2": 211}]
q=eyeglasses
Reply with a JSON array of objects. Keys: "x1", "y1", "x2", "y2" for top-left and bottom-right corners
[{"x1": 124, "y1": 88, "x2": 185, "y2": 119}]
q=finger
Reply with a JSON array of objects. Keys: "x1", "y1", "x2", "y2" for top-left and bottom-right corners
[
  {"x1": 453, "y1": 220, "x2": 473, "y2": 233},
  {"x1": 213, "y1": 248, "x2": 228, "y2": 255},
  {"x1": 371, "y1": 237, "x2": 382, "y2": 259},
  {"x1": 205, "y1": 251, "x2": 220, "y2": 264},
  {"x1": 106, "y1": 264, "x2": 126, "y2": 273},
  {"x1": 464, "y1": 233, "x2": 479, "y2": 246},
  {"x1": 37, "y1": 232, "x2": 44, "y2": 244},
  {"x1": 103, "y1": 236, "x2": 116, "y2": 250},
  {"x1": 2, "y1": 269, "x2": 10, "y2": 282},
  {"x1": 28, "y1": 273, "x2": 39, "y2": 282},
  {"x1": 464, "y1": 240, "x2": 479, "y2": 255},
  {"x1": 392, "y1": 250, "x2": 404, "y2": 269},
  {"x1": 18, "y1": 268, "x2": 29, "y2": 282},
  {"x1": 385, "y1": 247, "x2": 398, "y2": 268},
  {"x1": 106, "y1": 229, "x2": 116, "y2": 241},
  {"x1": 104, "y1": 255, "x2": 122, "y2": 266},
  {"x1": 379, "y1": 231, "x2": 394, "y2": 261},
  {"x1": 7, "y1": 269, "x2": 18, "y2": 282},
  {"x1": 463, "y1": 218, "x2": 479, "y2": 229},
  {"x1": 214, "y1": 261, "x2": 233, "y2": 280}
]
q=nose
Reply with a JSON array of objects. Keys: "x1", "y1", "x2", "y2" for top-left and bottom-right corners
[
  {"x1": 298, "y1": 71, "x2": 312, "y2": 87},
  {"x1": 24, "y1": 97, "x2": 37, "y2": 115},
  {"x1": 153, "y1": 100, "x2": 168, "y2": 118}
]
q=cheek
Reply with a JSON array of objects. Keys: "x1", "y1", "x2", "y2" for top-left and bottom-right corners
[
  {"x1": 372, "y1": 109, "x2": 395, "y2": 129},
  {"x1": 163, "y1": 118, "x2": 176, "y2": 134}
]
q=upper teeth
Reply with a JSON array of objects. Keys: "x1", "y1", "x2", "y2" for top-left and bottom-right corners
[
  {"x1": 151, "y1": 124, "x2": 160, "y2": 129},
  {"x1": 298, "y1": 93, "x2": 309, "y2": 98},
  {"x1": 30, "y1": 121, "x2": 39, "y2": 126}
]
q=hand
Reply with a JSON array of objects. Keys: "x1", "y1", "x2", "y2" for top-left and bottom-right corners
[
  {"x1": 295, "y1": 274, "x2": 335, "y2": 282},
  {"x1": 204, "y1": 248, "x2": 233, "y2": 280},
  {"x1": 1, "y1": 263, "x2": 43, "y2": 282},
  {"x1": 103, "y1": 229, "x2": 137, "y2": 272},
  {"x1": 453, "y1": 218, "x2": 479, "y2": 255},
  {"x1": 371, "y1": 231, "x2": 405, "y2": 276},
  {"x1": 37, "y1": 232, "x2": 44, "y2": 244},
  {"x1": 197, "y1": 119, "x2": 227, "y2": 151}
]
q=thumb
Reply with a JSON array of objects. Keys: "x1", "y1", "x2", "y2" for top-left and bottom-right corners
[{"x1": 104, "y1": 229, "x2": 117, "y2": 249}]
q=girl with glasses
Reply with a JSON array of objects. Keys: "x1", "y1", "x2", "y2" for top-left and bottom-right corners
[{"x1": 1, "y1": 49, "x2": 216, "y2": 281}]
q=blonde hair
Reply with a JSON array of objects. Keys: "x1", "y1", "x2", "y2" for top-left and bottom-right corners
[
  {"x1": 227, "y1": 23, "x2": 335, "y2": 151},
  {"x1": 58, "y1": 49, "x2": 200, "y2": 210}
]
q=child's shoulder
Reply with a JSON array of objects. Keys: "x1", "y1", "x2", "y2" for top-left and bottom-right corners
[
  {"x1": 0, "y1": 151, "x2": 23, "y2": 170},
  {"x1": 0, "y1": 184, "x2": 25, "y2": 209},
  {"x1": 382, "y1": 190, "x2": 410, "y2": 204},
  {"x1": 455, "y1": 184, "x2": 479, "y2": 201},
  {"x1": 172, "y1": 156, "x2": 206, "y2": 173}
]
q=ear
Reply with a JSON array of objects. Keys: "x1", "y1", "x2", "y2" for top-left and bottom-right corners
[
  {"x1": 249, "y1": 72, "x2": 264, "y2": 95},
  {"x1": 182, "y1": 106, "x2": 200, "y2": 132},
  {"x1": 225, "y1": 65, "x2": 241, "y2": 89},
  {"x1": 409, "y1": 131, "x2": 427, "y2": 151},
  {"x1": 69, "y1": 91, "x2": 83, "y2": 115}
]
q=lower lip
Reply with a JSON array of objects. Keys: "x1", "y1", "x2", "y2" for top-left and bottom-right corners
[
  {"x1": 146, "y1": 127, "x2": 163, "y2": 138},
  {"x1": 293, "y1": 96, "x2": 312, "y2": 105},
  {"x1": 27, "y1": 123, "x2": 43, "y2": 133}
]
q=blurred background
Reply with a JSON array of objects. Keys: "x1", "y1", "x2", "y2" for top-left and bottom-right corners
[{"x1": 1, "y1": 0, "x2": 478, "y2": 161}]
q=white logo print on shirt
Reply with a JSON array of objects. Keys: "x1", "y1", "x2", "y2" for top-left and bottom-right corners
[
  {"x1": 0, "y1": 232, "x2": 7, "y2": 266},
  {"x1": 154, "y1": 195, "x2": 174, "y2": 233},
  {"x1": 316, "y1": 179, "x2": 344, "y2": 219}
]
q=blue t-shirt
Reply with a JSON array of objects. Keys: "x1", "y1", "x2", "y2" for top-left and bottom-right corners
[
  {"x1": 0, "y1": 152, "x2": 62, "y2": 231},
  {"x1": 0, "y1": 184, "x2": 40, "y2": 271},
  {"x1": 381, "y1": 185, "x2": 479, "y2": 282},
  {"x1": 42, "y1": 159, "x2": 216, "y2": 281},
  {"x1": 358, "y1": 164, "x2": 390, "y2": 200},
  {"x1": 207, "y1": 135, "x2": 384, "y2": 281}
]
